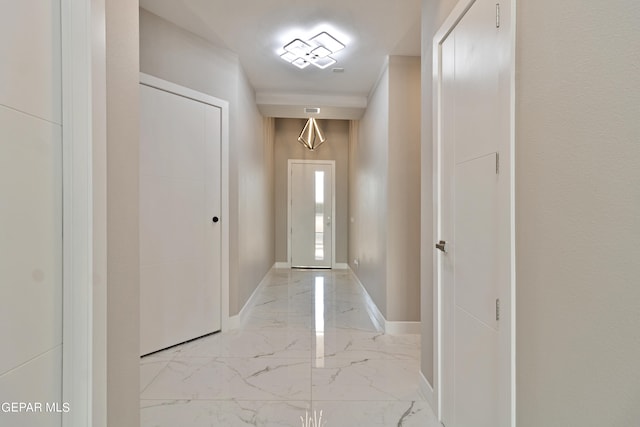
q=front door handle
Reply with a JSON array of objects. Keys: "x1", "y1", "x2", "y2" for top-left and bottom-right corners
[{"x1": 435, "y1": 240, "x2": 446, "y2": 252}]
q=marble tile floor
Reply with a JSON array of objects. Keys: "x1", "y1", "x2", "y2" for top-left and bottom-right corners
[{"x1": 140, "y1": 268, "x2": 441, "y2": 426}]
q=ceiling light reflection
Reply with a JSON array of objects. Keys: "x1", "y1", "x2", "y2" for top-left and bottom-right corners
[{"x1": 314, "y1": 276, "x2": 325, "y2": 368}]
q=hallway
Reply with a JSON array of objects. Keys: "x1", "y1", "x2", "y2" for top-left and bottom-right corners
[{"x1": 139, "y1": 268, "x2": 439, "y2": 426}]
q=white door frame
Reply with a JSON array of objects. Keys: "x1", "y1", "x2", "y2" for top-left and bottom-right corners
[
  {"x1": 287, "y1": 159, "x2": 337, "y2": 269},
  {"x1": 139, "y1": 73, "x2": 231, "y2": 331},
  {"x1": 61, "y1": 0, "x2": 107, "y2": 425},
  {"x1": 61, "y1": 5, "x2": 232, "y2": 422},
  {"x1": 432, "y1": 0, "x2": 516, "y2": 424}
]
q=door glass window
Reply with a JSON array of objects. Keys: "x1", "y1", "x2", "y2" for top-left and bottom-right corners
[{"x1": 314, "y1": 171, "x2": 325, "y2": 260}]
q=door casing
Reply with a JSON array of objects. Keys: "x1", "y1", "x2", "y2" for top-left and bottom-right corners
[
  {"x1": 287, "y1": 159, "x2": 336, "y2": 269},
  {"x1": 432, "y1": 0, "x2": 516, "y2": 425}
]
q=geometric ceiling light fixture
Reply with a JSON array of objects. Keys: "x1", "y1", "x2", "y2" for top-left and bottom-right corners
[
  {"x1": 298, "y1": 118, "x2": 327, "y2": 151},
  {"x1": 310, "y1": 56, "x2": 337, "y2": 70},
  {"x1": 284, "y1": 38, "x2": 312, "y2": 57},
  {"x1": 280, "y1": 31, "x2": 345, "y2": 70},
  {"x1": 309, "y1": 32, "x2": 345, "y2": 53},
  {"x1": 291, "y1": 57, "x2": 311, "y2": 69}
]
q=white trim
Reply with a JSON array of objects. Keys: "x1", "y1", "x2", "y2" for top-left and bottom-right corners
[
  {"x1": 509, "y1": 3, "x2": 518, "y2": 426},
  {"x1": 287, "y1": 159, "x2": 337, "y2": 269},
  {"x1": 139, "y1": 73, "x2": 231, "y2": 333},
  {"x1": 359, "y1": 287, "x2": 385, "y2": 332},
  {"x1": 432, "y1": 35, "x2": 442, "y2": 422},
  {"x1": 349, "y1": 269, "x2": 385, "y2": 332},
  {"x1": 274, "y1": 262, "x2": 350, "y2": 270},
  {"x1": 432, "y1": 0, "x2": 516, "y2": 424},
  {"x1": 226, "y1": 314, "x2": 241, "y2": 330},
  {"x1": 274, "y1": 262, "x2": 291, "y2": 269},
  {"x1": 385, "y1": 321, "x2": 421, "y2": 335},
  {"x1": 227, "y1": 268, "x2": 274, "y2": 330},
  {"x1": 256, "y1": 92, "x2": 367, "y2": 109},
  {"x1": 61, "y1": 0, "x2": 106, "y2": 425},
  {"x1": 419, "y1": 371, "x2": 436, "y2": 412},
  {"x1": 220, "y1": 98, "x2": 231, "y2": 332},
  {"x1": 140, "y1": 73, "x2": 228, "y2": 108},
  {"x1": 348, "y1": 268, "x2": 420, "y2": 334}
]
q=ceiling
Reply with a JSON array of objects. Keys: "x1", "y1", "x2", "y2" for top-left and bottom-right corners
[{"x1": 139, "y1": 0, "x2": 422, "y2": 119}]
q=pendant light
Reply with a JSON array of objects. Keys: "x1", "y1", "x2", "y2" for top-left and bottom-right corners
[{"x1": 298, "y1": 118, "x2": 326, "y2": 151}]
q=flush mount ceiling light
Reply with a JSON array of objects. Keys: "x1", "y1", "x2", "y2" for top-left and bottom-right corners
[
  {"x1": 280, "y1": 31, "x2": 345, "y2": 70},
  {"x1": 309, "y1": 32, "x2": 345, "y2": 53},
  {"x1": 291, "y1": 57, "x2": 311, "y2": 69},
  {"x1": 284, "y1": 38, "x2": 311, "y2": 57},
  {"x1": 298, "y1": 118, "x2": 326, "y2": 151}
]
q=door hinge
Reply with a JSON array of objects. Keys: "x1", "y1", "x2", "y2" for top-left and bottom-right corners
[
  {"x1": 496, "y1": 298, "x2": 501, "y2": 321},
  {"x1": 496, "y1": 152, "x2": 500, "y2": 174},
  {"x1": 496, "y1": 3, "x2": 501, "y2": 28}
]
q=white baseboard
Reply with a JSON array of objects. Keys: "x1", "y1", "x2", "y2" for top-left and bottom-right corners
[
  {"x1": 419, "y1": 371, "x2": 436, "y2": 413},
  {"x1": 274, "y1": 262, "x2": 349, "y2": 270},
  {"x1": 365, "y1": 295, "x2": 386, "y2": 333},
  {"x1": 225, "y1": 268, "x2": 273, "y2": 330},
  {"x1": 274, "y1": 262, "x2": 290, "y2": 269},
  {"x1": 226, "y1": 314, "x2": 240, "y2": 330},
  {"x1": 348, "y1": 267, "x2": 421, "y2": 335},
  {"x1": 350, "y1": 270, "x2": 385, "y2": 332},
  {"x1": 384, "y1": 321, "x2": 421, "y2": 334}
]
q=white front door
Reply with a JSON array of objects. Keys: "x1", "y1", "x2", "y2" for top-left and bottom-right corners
[
  {"x1": 436, "y1": 0, "x2": 514, "y2": 426},
  {"x1": 289, "y1": 161, "x2": 334, "y2": 268},
  {"x1": 139, "y1": 83, "x2": 222, "y2": 355}
]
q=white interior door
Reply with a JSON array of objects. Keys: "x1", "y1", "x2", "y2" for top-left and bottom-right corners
[
  {"x1": 139, "y1": 83, "x2": 222, "y2": 355},
  {"x1": 289, "y1": 161, "x2": 334, "y2": 268},
  {"x1": 436, "y1": 0, "x2": 513, "y2": 426}
]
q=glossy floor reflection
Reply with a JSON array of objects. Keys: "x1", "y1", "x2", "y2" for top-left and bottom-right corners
[{"x1": 140, "y1": 268, "x2": 440, "y2": 426}]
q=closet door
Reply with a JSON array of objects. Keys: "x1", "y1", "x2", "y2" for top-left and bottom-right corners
[{"x1": 139, "y1": 84, "x2": 221, "y2": 355}]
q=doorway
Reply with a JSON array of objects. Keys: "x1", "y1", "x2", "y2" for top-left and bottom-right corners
[
  {"x1": 433, "y1": 0, "x2": 515, "y2": 426},
  {"x1": 288, "y1": 160, "x2": 336, "y2": 269}
]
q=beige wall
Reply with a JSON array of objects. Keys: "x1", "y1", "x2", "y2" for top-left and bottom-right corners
[
  {"x1": 420, "y1": 0, "x2": 459, "y2": 390},
  {"x1": 387, "y1": 56, "x2": 421, "y2": 322},
  {"x1": 106, "y1": 1, "x2": 140, "y2": 426},
  {"x1": 274, "y1": 118, "x2": 350, "y2": 264},
  {"x1": 350, "y1": 66, "x2": 389, "y2": 316},
  {"x1": 234, "y1": 71, "x2": 275, "y2": 311},
  {"x1": 350, "y1": 57, "x2": 421, "y2": 322},
  {"x1": 139, "y1": 9, "x2": 237, "y2": 103},
  {"x1": 515, "y1": 1, "x2": 640, "y2": 425},
  {"x1": 139, "y1": 9, "x2": 275, "y2": 316}
]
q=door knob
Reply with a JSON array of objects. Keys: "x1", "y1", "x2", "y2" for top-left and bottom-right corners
[
  {"x1": 435, "y1": 240, "x2": 446, "y2": 252},
  {"x1": 212, "y1": 216, "x2": 219, "y2": 223}
]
